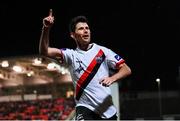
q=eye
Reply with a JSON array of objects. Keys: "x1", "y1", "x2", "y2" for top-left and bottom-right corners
[{"x1": 85, "y1": 27, "x2": 89, "y2": 30}]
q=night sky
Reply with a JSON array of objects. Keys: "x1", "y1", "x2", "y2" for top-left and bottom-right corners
[{"x1": 0, "y1": 0, "x2": 179, "y2": 91}]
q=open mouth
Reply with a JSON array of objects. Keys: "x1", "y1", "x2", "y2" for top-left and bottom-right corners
[
  {"x1": 82, "y1": 35, "x2": 89, "y2": 39},
  {"x1": 82, "y1": 35, "x2": 89, "y2": 38}
]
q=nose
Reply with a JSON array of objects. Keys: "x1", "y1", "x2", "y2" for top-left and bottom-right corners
[
  {"x1": 84, "y1": 30, "x2": 88, "y2": 33},
  {"x1": 84, "y1": 28, "x2": 89, "y2": 33}
]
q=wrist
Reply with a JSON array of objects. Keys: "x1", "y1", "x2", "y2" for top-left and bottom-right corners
[{"x1": 42, "y1": 26, "x2": 50, "y2": 31}]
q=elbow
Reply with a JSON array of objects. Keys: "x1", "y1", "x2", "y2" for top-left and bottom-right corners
[
  {"x1": 127, "y1": 67, "x2": 132, "y2": 76},
  {"x1": 39, "y1": 49, "x2": 44, "y2": 55},
  {"x1": 124, "y1": 64, "x2": 132, "y2": 77},
  {"x1": 39, "y1": 48, "x2": 48, "y2": 56},
  {"x1": 39, "y1": 42, "x2": 49, "y2": 56}
]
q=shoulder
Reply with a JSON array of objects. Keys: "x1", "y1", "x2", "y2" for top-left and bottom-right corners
[
  {"x1": 60, "y1": 48, "x2": 75, "y2": 52},
  {"x1": 60, "y1": 48, "x2": 77, "y2": 55},
  {"x1": 93, "y1": 43, "x2": 109, "y2": 50},
  {"x1": 93, "y1": 43, "x2": 111, "y2": 54}
]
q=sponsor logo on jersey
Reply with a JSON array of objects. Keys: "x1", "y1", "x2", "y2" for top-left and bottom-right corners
[
  {"x1": 75, "y1": 58, "x2": 85, "y2": 74},
  {"x1": 114, "y1": 54, "x2": 121, "y2": 61}
]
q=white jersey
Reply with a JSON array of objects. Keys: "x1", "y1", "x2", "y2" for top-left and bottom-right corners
[{"x1": 60, "y1": 43, "x2": 125, "y2": 118}]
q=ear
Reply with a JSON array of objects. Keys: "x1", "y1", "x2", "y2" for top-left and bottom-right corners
[{"x1": 70, "y1": 32, "x2": 75, "y2": 39}]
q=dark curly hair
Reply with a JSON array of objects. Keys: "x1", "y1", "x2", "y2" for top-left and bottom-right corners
[{"x1": 69, "y1": 15, "x2": 89, "y2": 33}]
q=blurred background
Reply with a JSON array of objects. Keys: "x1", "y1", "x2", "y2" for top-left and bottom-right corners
[{"x1": 0, "y1": 0, "x2": 180, "y2": 120}]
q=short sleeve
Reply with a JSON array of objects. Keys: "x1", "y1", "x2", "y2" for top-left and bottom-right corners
[
  {"x1": 103, "y1": 48, "x2": 125, "y2": 69},
  {"x1": 60, "y1": 48, "x2": 73, "y2": 66}
]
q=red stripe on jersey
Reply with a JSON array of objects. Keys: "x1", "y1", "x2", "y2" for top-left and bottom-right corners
[
  {"x1": 76, "y1": 49, "x2": 104, "y2": 99},
  {"x1": 116, "y1": 59, "x2": 125, "y2": 68}
]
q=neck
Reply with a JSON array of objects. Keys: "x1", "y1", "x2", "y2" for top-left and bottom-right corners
[{"x1": 78, "y1": 43, "x2": 92, "y2": 51}]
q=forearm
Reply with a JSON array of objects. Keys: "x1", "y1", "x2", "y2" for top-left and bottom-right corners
[
  {"x1": 100, "y1": 63, "x2": 131, "y2": 87},
  {"x1": 39, "y1": 26, "x2": 50, "y2": 55}
]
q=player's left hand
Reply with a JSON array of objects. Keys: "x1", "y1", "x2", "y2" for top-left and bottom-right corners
[{"x1": 99, "y1": 77, "x2": 114, "y2": 87}]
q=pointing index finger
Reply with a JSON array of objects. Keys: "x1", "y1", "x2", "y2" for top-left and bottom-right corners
[{"x1": 49, "y1": 9, "x2": 53, "y2": 16}]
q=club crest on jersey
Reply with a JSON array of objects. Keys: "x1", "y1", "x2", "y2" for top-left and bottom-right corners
[
  {"x1": 115, "y1": 54, "x2": 121, "y2": 61},
  {"x1": 95, "y1": 56, "x2": 103, "y2": 63}
]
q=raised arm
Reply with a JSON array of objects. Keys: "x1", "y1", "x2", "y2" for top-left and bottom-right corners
[{"x1": 39, "y1": 9, "x2": 62, "y2": 59}]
